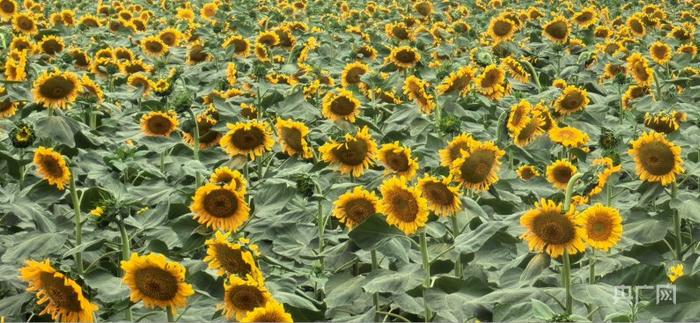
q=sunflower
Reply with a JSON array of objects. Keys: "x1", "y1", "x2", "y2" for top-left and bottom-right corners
[
  {"x1": 439, "y1": 133, "x2": 477, "y2": 167},
  {"x1": 191, "y1": 183, "x2": 250, "y2": 231},
  {"x1": 507, "y1": 99, "x2": 532, "y2": 134},
  {"x1": 210, "y1": 166, "x2": 247, "y2": 194},
  {"x1": 78, "y1": 14, "x2": 101, "y2": 28},
  {"x1": 220, "y1": 120, "x2": 275, "y2": 159},
  {"x1": 577, "y1": 204, "x2": 622, "y2": 251},
  {"x1": 121, "y1": 253, "x2": 194, "y2": 310},
  {"x1": 140, "y1": 111, "x2": 178, "y2": 137},
  {"x1": 403, "y1": 75, "x2": 436, "y2": 114},
  {"x1": 475, "y1": 64, "x2": 509, "y2": 101},
  {"x1": 240, "y1": 301, "x2": 293, "y2": 323},
  {"x1": 649, "y1": 41, "x2": 671, "y2": 65},
  {"x1": 668, "y1": 264, "x2": 684, "y2": 284},
  {"x1": 626, "y1": 52, "x2": 654, "y2": 87},
  {"x1": 10, "y1": 35, "x2": 32, "y2": 51},
  {"x1": 378, "y1": 142, "x2": 419, "y2": 180},
  {"x1": 158, "y1": 28, "x2": 182, "y2": 47},
  {"x1": 487, "y1": 15, "x2": 516, "y2": 44},
  {"x1": 388, "y1": 46, "x2": 421, "y2": 69},
  {"x1": 275, "y1": 118, "x2": 313, "y2": 159},
  {"x1": 546, "y1": 159, "x2": 577, "y2": 190},
  {"x1": 80, "y1": 75, "x2": 104, "y2": 102},
  {"x1": 221, "y1": 275, "x2": 271, "y2": 321},
  {"x1": 12, "y1": 11, "x2": 37, "y2": 35},
  {"x1": 91, "y1": 57, "x2": 120, "y2": 78},
  {"x1": 587, "y1": 157, "x2": 622, "y2": 198},
  {"x1": 0, "y1": 86, "x2": 19, "y2": 118},
  {"x1": 450, "y1": 141, "x2": 505, "y2": 191},
  {"x1": 572, "y1": 6, "x2": 597, "y2": 28},
  {"x1": 256, "y1": 31, "x2": 280, "y2": 47},
  {"x1": 520, "y1": 199, "x2": 586, "y2": 257},
  {"x1": 385, "y1": 22, "x2": 413, "y2": 41},
  {"x1": 32, "y1": 70, "x2": 82, "y2": 110},
  {"x1": 5, "y1": 49, "x2": 27, "y2": 82},
  {"x1": 226, "y1": 63, "x2": 237, "y2": 86},
  {"x1": 19, "y1": 259, "x2": 99, "y2": 323},
  {"x1": 643, "y1": 111, "x2": 682, "y2": 134},
  {"x1": 549, "y1": 126, "x2": 589, "y2": 148},
  {"x1": 204, "y1": 231, "x2": 259, "y2": 277},
  {"x1": 0, "y1": 0, "x2": 17, "y2": 20},
  {"x1": 542, "y1": 16, "x2": 570, "y2": 43},
  {"x1": 356, "y1": 44, "x2": 378, "y2": 60},
  {"x1": 500, "y1": 56, "x2": 529, "y2": 83},
  {"x1": 414, "y1": 0, "x2": 432, "y2": 16},
  {"x1": 223, "y1": 35, "x2": 251, "y2": 57},
  {"x1": 319, "y1": 126, "x2": 377, "y2": 177},
  {"x1": 517, "y1": 165, "x2": 540, "y2": 180},
  {"x1": 114, "y1": 47, "x2": 135, "y2": 62},
  {"x1": 120, "y1": 59, "x2": 152, "y2": 75},
  {"x1": 628, "y1": 132, "x2": 684, "y2": 186},
  {"x1": 333, "y1": 186, "x2": 379, "y2": 229},
  {"x1": 554, "y1": 86, "x2": 589, "y2": 116},
  {"x1": 187, "y1": 41, "x2": 211, "y2": 64},
  {"x1": 141, "y1": 35, "x2": 169, "y2": 57},
  {"x1": 37, "y1": 35, "x2": 64, "y2": 55},
  {"x1": 200, "y1": 2, "x2": 219, "y2": 21},
  {"x1": 677, "y1": 44, "x2": 697, "y2": 58},
  {"x1": 176, "y1": 7, "x2": 195, "y2": 21},
  {"x1": 513, "y1": 116, "x2": 545, "y2": 147},
  {"x1": 621, "y1": 85, "x2": 649, "y2": 110},
  {"x1": 321, "y1": 89, "x2": 362, "y2": 123},
  {"x1": 417, "y1": 175, "x2": 461, "y2": 216},
  {"x1": 341, "y1": 62, "x2": 369, "y2": 88},
  {"x1": 533, "y1": 103, "x2": 555, "y2": 131},
  {"x1": 436, "y1": 65, "x2": 476, "y2": 96},
  {"x1": 378, "y1": 176, "x2": 429, "y2": 235},
  {"x1": 627, "y1": 14, "x2": 646, "y2": 37},
  {"x1": 33, "y1": 146, "x2": 72, "y2": 190}
]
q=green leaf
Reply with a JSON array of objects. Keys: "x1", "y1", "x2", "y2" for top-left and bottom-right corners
[
  {"x1": 454, "y1": 221, "x2": 507, "y2": 254},
  {"x1": 1, "y1": 233, "x2": 68, "y2": 263},
  {"x1": 348, "y1": 215, "x2": 404, "y2": 250}
]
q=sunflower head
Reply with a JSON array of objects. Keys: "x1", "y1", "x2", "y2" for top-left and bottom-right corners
[
  {"x1": 668, "y1": 263, "x2": 684, "y2": 284},
  {"x1": 643, "y1": 111, "x2": 682, "y2": 134},
  {"x1": 517, "y1": 165, "x2": 540, "y2": 180},
  {"x1": 388, "y1": 46, "x2": 421, "y2": 69},
  {"x1": 436, "y1": 65, "x2": 476, "y2": 96},
  {"x1": 450, "y1": 141, "x2": 505, "y2": 191},
  {"x1": 210, "y1": 166, "x2": 247, "y2": 194},
  {"x1": 319, "y1": 126, "x2": 377, "y2": 177},
  {"x1": 222, "y1": 275, "x2": 271, "y2": 321},
  {"x1": 204, "y1": 231, "x2": 260, "y2": 278},
  {"x1": 572, "y1": 6, "x2": 597, "y2": 28},
  {"x1": 37, "y1": 35, "x2": 64, "y2": 55},
  {"x1": 488, "y1": 15, "x2": 516, "y2": 44},
  {"x1": 121, "y1": 253, "x2": 194, "y2": 310},
  {"x1": 10, "y1": 122, "x2": 35, "y2": 148},
  {"x1": 19, "y1": 259, "x2": 99, "y2": 323},
  {"x1": 475, "y1": 64, "x2": 509, "y2": 100},
  {"x1": 549, "y1": 126, "x2": 589, "y2": 148},
  {"x1": 546, "y1": 159, "x2": 577, "y2": 190},
  {"x1": 520, "y1": 198, "x2": 586, "y2": 257},
  {"x1": 577, "y1": 204, "x2": 623, "y2": 251},
  {"x1": 626, "y1": 52, "x2": 654, "y2": 87},
  {"x1": 554, "y1": 86, "x2": 589, "y2": 116},
  {"x1": 0, "y1": 0, "x2": 18, "y2": 20},
  {"x1": 275, "y1": 118, "x2": 313, "y2": 159},
  {"x1": 543, "y1": 16, "x2": 570, "y2": 43},
  {"x1": 628, "y1": 131, "x2": 684, "y2": 186},
  {"x1": 378, "y1": 142, "x2": 419, "y2": 180},
  {"x1": 33, "y1": 146, "x2": 71, "y2": 190},
  {"x1": 417, "y1": 175, "x2": 462, "y2": 216},
  {"x1": 140, "y1": 111, "x2": 179, "y2": 137},
  {"x1": 220, "y1": 120, "x2": 275, "y2": 160},
  {"x1": 32, "y1": 70, "x2": 82, "y2": 110},
  {"x1": 439, "y1": 133, "x2": 477, "y2": 167},
  {"x1": 321, "y1": 89, "x2": 361, "y2": 123},
  {"x1": 240, "y1": 301, "x2": 293, "y2": 323},
  {"x1": 141, "y1": 35, "x2": 169, "y2": 57},
  {"x1": 191, "y1": 183, "x2": 250, "y2": 232},
  {"x1": 223, "y1": 35, "x2": 251, "y2": 57},
  {"x1": 507, "y1": 99, "x2": 532, "y2": 134},
  {"x1": 649, "y1": 41, "x2": 672, "y2": 65},
  {"x1": 378, "y1": 176, "x2": 429, "y2": 235},
  {"x1": 333, "y1": 186, "x2": 379, "y2": 229},
  {"x1": 12, "y1": 11, "x2": 38, "y2": 35},
  {"x1": 341, "y1": 62, "x2": 370, "y2": 88}
]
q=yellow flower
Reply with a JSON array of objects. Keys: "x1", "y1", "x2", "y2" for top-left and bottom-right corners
[
  {"x1": 403, "y1": 75, "x2": 436, "y2": 114},
  {"x1": 333, "y1": 186, "x2": 379, "y2": 229},
  {"x1": 319, "y1": 126, "x2": 377, "y2": 177},
  {"x1": 378, "y1": 176, "x2": 429, "y2": 235},
  {"x1": 203, "y1": 231, "x2": 260, "y2": 278},
  {"x1": 19, "y1": 259, "x2": 99, "y2": 322},
  {"x1": 587, "y1": 158, "x2": 622, "y2": 198},
  {"x1": 520, "y1": 198, "x2": 586, "y2": 257},
  {"x1": 668, "y1": 264, "x2": 684, "y2": 283},
  {"x1": 240, "y1": 301, "x2": 293, "y2": 323},
  {"x1": 341, "y1": 62, "x2": 369, "y2": 88},
  {"x1": 219, "y1": 120, "x2": 275, "y2": 160},
  {"x1": 517, "y1": 165, "x2": 540, "y2": 180},
  {"x1": 0, "y1": 0, "x2": 18, "y2": 21},
  {"x1": 487, "y1": 15, "x2": 517, "y2": 44},
  {"x1": 221, "y1": 275, "x2": 271, "y2": 321},
  {"x1": 210, "y1": 166, "x2": 247, "y2": 194},
  {"x1": 0, "y1": 86, "x2": 19, "y2": 119},
  {"x1": 507, "y1": 99, "x2": 532, "y2": 134},
  {"x1": 32, "y1": 70, "x2": 82, "y2": 110},
  {"x1": 33, "y1": 146, "x2": 71, "y2": 190},
  {"x1": 542, "y1": 16, "x2": 570, "y2": 43},
  {"x1": 572, "y1": 6, "x2": 598, "y2": 28},
  {"x1": 226, "y1": 63, "x2": 237, "y2": 86},
  {"x1": 36, "y1": 35, "x2": 64, "y2": 55},
  {"x1": 121, "y1": 253, "x2": 194, "y2": 310},
  {"x1": 388, "y1": 46, "x2": 421, "y2": 69},
  {"x1": 275, "y1": 118, "x2": 313, "y2": 159},
  {"x1": 436, "y1": 65, "x2": 476, "y2": 96},
  {"x1": 649, "y1": 41, "x2": 672, "y2": 65},
  {"x1": 12, "y1": 11, "x2": 38, "y2": 35},
  {"x1": 475, "y1": 64, "x2": 510, "y2": 101},
  {"x1": 223, "y1": 35, "x2": 251, "y2": 57},
  {"x1": 554, "y1": 86, "x2": 589, "y2": 116},
  {"x1": 439, "y1": 133, "x2": 477, "y2": 167},
  {"x1": 140, "y1": 111, "x2": 179, "y2": 137},
  {"x1": 321, "y1": 89, "x2": 362, "y2": 123},
  {"x1": 621, "y1": 85, "x2": 649, "y2": 110},
  {"x1": 546, "y1": 159, "x2": 577, "y2": 190},
  {"x1": 89, "y1": 206, "x2": 104, "y2": 217},
  {"x1": 626, "y1": 52, "x2": 654, "y2": 87},
  {"x1": 191, "y1": 183, "x2": 250, "y2": 232},
  {"x1": 417, "y1": 175, "x2": 462, "y2": 216},
  {"x1": 378, "y1": 142, "x2": 419, "y2": 180},
  {"x1": 628, "y1": 132, "x2": 684, "y2": 186},
  {"x1": 500, "y1": 56, "x2": 529, "y2": 83},
  {"x1": 549, "y1": 126, "x2": 589, "y2": 148},
  {"x1": 141, "y1": 35, "x2": 169, "y2": 57},
  {"x1": 450, "y1": 141, "x2": 505, "y2": 191},
  {"x1": 577, "y1": 204, "x2": 623, "y2": 251}
]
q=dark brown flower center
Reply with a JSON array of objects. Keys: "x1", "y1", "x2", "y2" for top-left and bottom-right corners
[
  {"x1": 561, "y1": 91, "x2": 584, "y2": 110},
  {"x1": 395, "y1": 49, "x2": 417, "y2": 64},
  {"x1": 146, "y1": 115, "x2": 174, "y2": 135},
  {"x1": 203, "y1": 188, "x2": 239, "y2": 218},
  {"x1": 228, "y1": 285, "x2": 266, "y2": 311},
  {"x1": 389, "y1": 189, "x2": 418, "y2": 222},
  {"x1": 231, "y1": 127, "x2": 266, "y2": 150},
  {"x1": 384, "y1": 150, "x2": 409, "y2": 172},
  {"x1": 281, "y1": 127, "x2": 303, "y2": 151},
  {"x1": 552, "y1": 165, "x2": 573, "y2": 185},
  {"x1": 330, "y1": 96, "x2": 357, "y2": 116},
  {"x1": 422, "y1": 182, "x2": 453, "y2": 206},
  {"x1": 637, "y1": 141, "x2": 675, "y2": 175},
  {"x1": 332, "y1": 138, "x2": 368, "y2": 166},
  {"x1": 39, "y1": 76, "x2": 75, "y2": 100},
  {"x1": 133, "y1": 267, "x2": 179, "y2": 301},
  {"x1": 344, "y1": 198, "x2": 375, "y2": 224},
  {"x1": 459, "y1": 149, "x2": 495, "y2": 184},
  {"x1": 493, "y1": 19, "x2": 513, "y2": 36},
  {"x1": 39, "y1": 272, "x2": 82, "y2": 312},
  {"x1": 532, "y1": 211, "x2": 576, "y2": 244},
  {"x1": 545, "y1": 21, "x2": 568, "y2": 39},
  {"x1": 214, "y1": 244, "x2": 251, "y2": 276}
]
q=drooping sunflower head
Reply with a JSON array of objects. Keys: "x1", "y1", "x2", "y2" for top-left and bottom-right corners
[
  {"x1": 33, "y1": 146, "x2": 71, "y2": 190},
  {"x1": 507, "y1": 99, "x2": 532, "y2": 134},
  {"x1": 436, "y1": 65, "x2": 476, "y2": 96},
  {"x1": 0, "y1": 86, "x2": 19, "y2": 119},
  {"x1": 517, "y1": 165, "x2": 540, "y2": 180},
  {"x1": 500, "y1": 56, "x2": 529, "y2": 83},
  {"x1": 114, "y1": 47, "x2": 135, "y2": 62},
  {"x1": 520, "y1": 198, "x2": 586, "y2": 257},
  {"x1": 450, "y1": 141, "x2": 505, "y2": 191},
  {"x1": 78, "y1": 14, "x2": 101, "y2": 28},
  {"x1": 204, "y1": 231, "x2": 259, "y2": 277},
  {"x1": 31, "y1": 70, "x2": 82, "y2": 110},
  {"x1": 475, "y1": 64, "x2": 509, "y2": 100},
  {"x1": 121, "y1": 253, "x2": 194, "y2": 310},
  {"x1": 542, "y1": 16, "x2": 570, "y2": 43},
  {"x1": 643, "y1": 111, "x2": 682, "y2": 134},
  {"x1": 628, "y1": 131, "x2": 684, "y2": 186},
  {"x1": 649, "y1": 41, "x2": 672, "y2": 65},
  {"x1": 37, "y1": 35, "x2": 64, "y2": 55},
  {"x1": 388, "y1": 46, "x2": 421, "y2": 69},
  {"x1": 12, "y1": 11, "x2": 38, "y2": 35},
  {"x1": 341, "y1": 61, "x2": 370, "y2": 88},
  {"x1": 140, "y1": 111, "x2": 179, "y2": 137},
  {"x1": 577, "y1": 204, "x2": 623, "y2": 251},
  {"x1": 141, "y1": 35, "x2": 169, "y2": 57},
  {"x1": 187, "y1": 41, "x2": 211, "y2": 65},
  {"x1": 546, "y1": 159, "x2": 577, "y2": 190},
  {"x1": 191, "y1": 183, "x2": 250, "y2": 232},
  {"x1": 513, "y1": 113, "x2": 545, "y2": 147},
  {"x1": 332, "y1": 186, "x2": 379, "y2": 229},
  {"x1": 549, "y1": 126, "x2": 589, "y2": 148},
  {"x1": 275, "y1": 118, "x2": 313, "y2": 159},
  {"x1": 223, "y1": 35, "x2": 251, "y2": 57},
  {"x1": 319, "y1": 126, "x2": 377, "y2": 177},
  {"x1": 417, "y1": 174, "x2": 462, "y2": 217},
  {"x1": 220, "y1": 120, "x2": 275, "y2": 160},
  {"x1": 621, "y1": 85, "x2": 649, "y2": 110},
  {"x1": 19, "y1": 259, "x2": 99, "y2": 323},
  {"x1": 572, "y1": 6, "x2": 597, "y2": 28},
  {"x1": 222, "y1": 275, "x2": 271, "y2": 321},
  {"x1": 439, "y1": 133, "x2": 477, "y2": 167},
  {"x1": 626, "y1": 52, "x2": 654, "y2": 87},
  {"x1": 80, "y1": 75, "x2": 105, "y2": 103},
  {"x1": 256, "y1": 31, "x2": 280, "y2": 47},
  {"x1": 533, "y1": 102, "x2": 555, "y2": 131},
  {"x1": 5, "y1": 48, "x2": 27, "y2": 82},
  {"x1": 378, "y1": 176, "x2": 429, "y2": 235},
  {"x1": 554, "y1": 86, "x2": 589, "y2": 116},
  {"x1": 210, "y1": 166, "x2": 247, "y2": 194},
  {"x1": 487, "y1": 15, "x2": 516, "y2": 43},
  {"x1": 240, "y1": 301, "x2": 293, "y2": 323},
  {"x1": 321, "y1": 89, "x2": 362, "y2": 123},
  {"x1": 378, "y1": 142, "x2": 419, "y2": 180},
  {"x1": 402, "y1": 74, "x2": 436, "y2": 113}
]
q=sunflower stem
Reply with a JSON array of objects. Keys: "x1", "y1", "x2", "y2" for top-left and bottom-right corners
[
  {"x1": 419, "y1": 230, "x2": 432, "y2": 322},
  {"x1": 450, "y1": 215, "x2": 463, "y2": 279},
  {"x1": 371, "y1": 249, "x2": 380, "y2": 321},
  {"x1": 562, "y1": 250, "x2": 573, "y2": 315},
  {"x1": 522, "y1": 60, "x2": 542, "y2": 92},
  {"x1": 89, "y1": 108, "x2": 97, "y2": 129},
  {"x1": 117, "y1": 219, "x2": 134, "y2": 322},
  {"x1": 18, "y1": 149, "x2": 25, "y2": 189},
  {"x1": 186, "y1": 109, "x2": 201, "y2": 187},
  {"x1": 166, "y1": 306, "x2": 175, "y2": 322},
  {"x1": 672, "y1": 182, "x2": 682, "y2": 260},
  {"x1": 589, "y1": 249, "x2": 596, "y2": 284},
  {"x1": 160, "y1": 150, "x2": 166, "y2": 175},
  {"x1": 69, "y1": 174, "x2": 84, "y2": 275},
  {"x1": 563, "y1": 173, "x2": 583, "y2": 213}
]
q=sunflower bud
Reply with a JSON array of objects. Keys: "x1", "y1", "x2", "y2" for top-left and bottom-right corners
[
  {"x1": 10, "y1": 123, "x2": 36, "y2": 148},
  {"x1": 171, "y1": 88, "x2": 194, "y2": 113}
]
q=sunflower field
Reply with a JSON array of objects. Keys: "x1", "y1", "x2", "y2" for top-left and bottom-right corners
[{"x1": 1, "y1": 0, "x2": 700, "y2": 322}]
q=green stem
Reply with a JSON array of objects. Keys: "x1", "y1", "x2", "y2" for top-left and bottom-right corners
[
  {"x1": 69, "y1": 174, "x2": 84, "y2": 274},
  {"x1": 371, "y1": 250, "x2": 380, "y2": 321},
  {"x1": 419, "y1": 231, "x2": 432, "y2": 322},
  {"x1": 605, "y1": 182, "x2": 612, "y2": 206},
  {"x1": 118, "y1": 220, "x2": 134, "y2": 322},
  {"x1": 166, "y1": 306, "x2": 175, "y2": 322},
  {"x1": 589, "y1": 249, "x2": 595, "y2": 284},
  {"x1": 562, "y1": 250, "x2": 572, "y2": 315},
  {"x1": 89, "y1": 109, "x2": 97, "y2": 129},
  {"x1": 18, "y1": 149, "x2": 25, "y2": 189},
  {"x1": 522, "y1": 60, "x2": 542, "y2": 92},
  {"x1": 563, "y1": 173, "x2": 584, "y2": 213},
  {"x1": 187, "y1": 109, "x2": 201, "y2": 187},
  {"x1": 160, "y1": 150, "x2": 166, "y2": 174},
  {"x1": 450, "y1": 215, "x2": 462, "y2": 278},
  {"x1": 672, "y1": 182, "x2": 682, "y2": 260}
]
